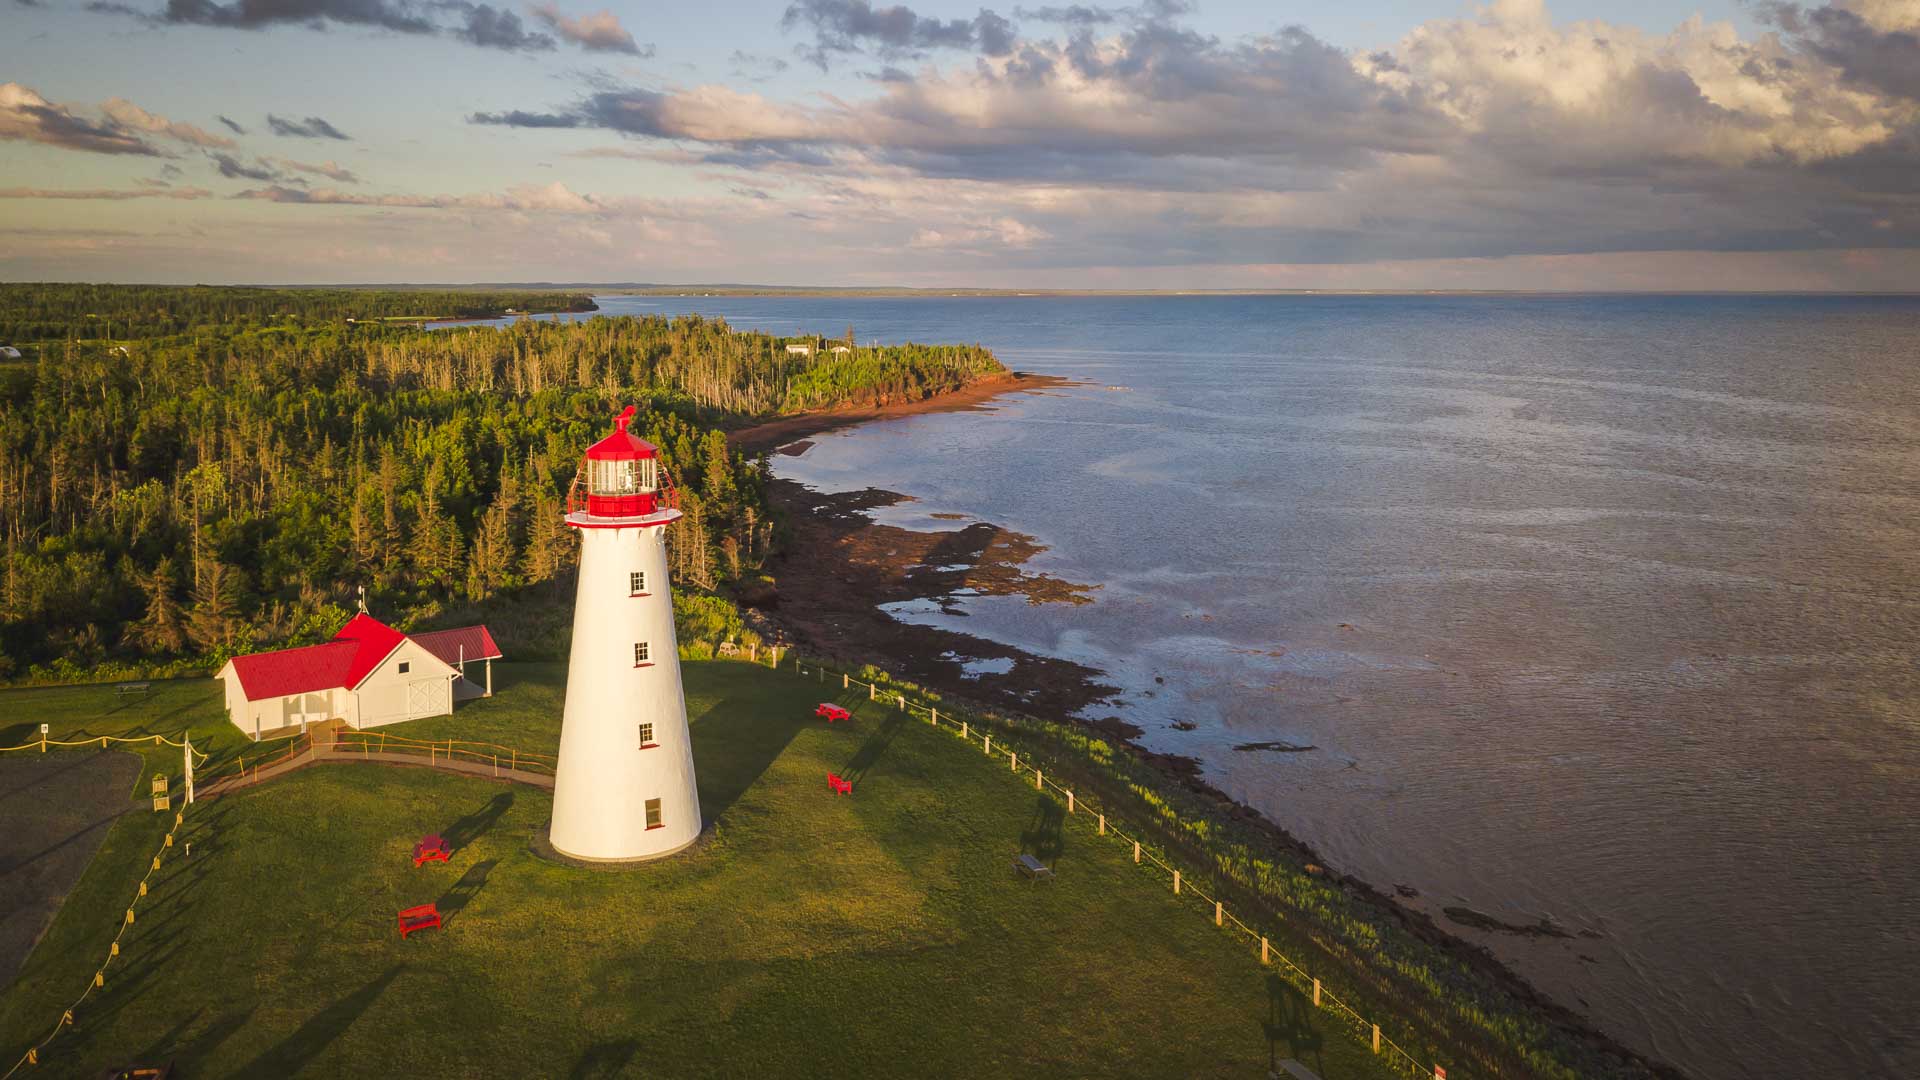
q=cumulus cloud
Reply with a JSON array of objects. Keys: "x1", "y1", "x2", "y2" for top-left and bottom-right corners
[
  {"x1": 100, "y1": 98, "x2": 236, "y2": 148},
  {"x1": 464, "y1": 0, "x2": 1920, "y2": 270},
  {"x1": 528, "y1": 3, "x2": 644, "y2": 54},
  {"x1": 0, "y1": 82, "x2": 157, "y2": 155},
  {"x1": 451, "y1": 3, "x2": 554, "y2": 50},
  {"x1": 782, "y1": 0, "x2": 1019, "y2": 68},
  {"x1": 267, "y1": 113, "x2": 352, "y2": 139},
  {"x1": 1, "y1": 83, "x2": 243, "y2": 157}
]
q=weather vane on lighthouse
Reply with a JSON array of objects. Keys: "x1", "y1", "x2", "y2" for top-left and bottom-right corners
[{"x1": 549, "y1": 405, "x2": 702, "y2": 861}]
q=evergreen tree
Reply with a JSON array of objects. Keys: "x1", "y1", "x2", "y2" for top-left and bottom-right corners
[{"x1": 130, "y1": 557, "x2": 188, "y2": 654}]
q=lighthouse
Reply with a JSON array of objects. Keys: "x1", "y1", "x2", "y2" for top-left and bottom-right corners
[{"x1": 549, "y1": 406, "x2": 702, "y2": 861}]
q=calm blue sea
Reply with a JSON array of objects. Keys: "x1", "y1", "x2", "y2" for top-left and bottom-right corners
[{"x1": 470, "y1": 293, "x2": 1920, "y2": 1080}]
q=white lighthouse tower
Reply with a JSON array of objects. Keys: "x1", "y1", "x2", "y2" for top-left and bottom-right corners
[{"x1": 549, "y1": 406, "x2": 702, "y2": 861}]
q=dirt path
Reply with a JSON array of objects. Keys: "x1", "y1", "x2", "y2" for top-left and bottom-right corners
[
  {"x1": 0, "y1": 751, "x2": 142, "y2": 989},
  {"x1": 197, "y1": 743, "x2": 554, "y2": 799}
]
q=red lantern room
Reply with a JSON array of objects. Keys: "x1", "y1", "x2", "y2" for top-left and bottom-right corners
[{"x1": 568, "y1": 406, "x2": 679, "y2": 520}]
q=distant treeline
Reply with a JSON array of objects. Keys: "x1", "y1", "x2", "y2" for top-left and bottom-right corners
[
  {"x1": 0, "y1": 305, "x2": 1006, "y2": 682},
  {"x1": 0, "y1": 284, "x2": 598, "y2": 344}
]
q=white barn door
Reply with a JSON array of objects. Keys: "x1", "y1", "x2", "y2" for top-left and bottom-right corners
[{"x1": 407, "y1": 678, "x2": 449, "y2": 718}]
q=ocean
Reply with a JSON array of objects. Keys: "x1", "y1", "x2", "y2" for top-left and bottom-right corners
[{"x1": 470, "y1": 293, "x2": 1920, "y2": 1079}]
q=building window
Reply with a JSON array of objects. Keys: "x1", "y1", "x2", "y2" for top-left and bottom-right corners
[
  {"x1": 633, "y1": 641, "x2": 651, "y2": 666},
  {"x1": 630, "y1": 571, "x2": 647, "y2": 595},
  {"x1": 638, "y1": 723, "x2": 654, "y2": 748},
  {"x1": 398, "y1": 661, "x2": 411, "y2": 674},
  {"x1": 645, "y1": 798, "x2": 663, "y2": 830}
]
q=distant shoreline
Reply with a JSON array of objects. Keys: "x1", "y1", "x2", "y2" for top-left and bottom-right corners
[
  {"x1": 727, "y1": 371, "x2": 1074, "y2": 454},
  {"x1": 69, "y1": 282, "x2": 1909, "y2": 298}
]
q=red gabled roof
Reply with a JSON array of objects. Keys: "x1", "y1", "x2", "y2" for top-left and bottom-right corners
[
  {"x1": 331, "y1": 613, "x2": 410, "y2": 688},
  {"x1": 224, "y1": 614, "x2": 409, "y2": 701},
  {"x1": 410, "y1": 625, "x2": 502, "y2": 668}
]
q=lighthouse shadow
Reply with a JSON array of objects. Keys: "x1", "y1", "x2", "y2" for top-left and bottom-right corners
[
  {"x1": 839, "y1": 712, "x2": 906, "y2": 786},
  {"x1": 691, "y1": 694, "x2": 810, "y2": 824}
]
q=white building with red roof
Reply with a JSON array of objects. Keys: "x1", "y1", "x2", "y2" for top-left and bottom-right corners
[{"x1": 215, "y1": 613, "x2": 502, "y2": 739}]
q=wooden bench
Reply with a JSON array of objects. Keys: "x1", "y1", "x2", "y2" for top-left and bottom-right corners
[
  {"x1": 1013, "y1": 853, "x2": 1055, "y2": 884},
  {"x1": 412, "y1": 833, "x2": 449, "y2": 867},
  {"x1": 814, "y1": 703, "x2": 851, "y2": 723},
  {"x1": 826, "y1": 772, "x2": 852, "y2": 795},
  {"x1": 398, "y1": 903, "x2": 441, "y2": 938},
  {"x1": 115, "y1": 682, "x2": 151, "y2": 696}
]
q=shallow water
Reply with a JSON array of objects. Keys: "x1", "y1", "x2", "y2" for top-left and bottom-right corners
[{"x1": 478, "y1": 294, "x2": 1920, "y2": 1079}]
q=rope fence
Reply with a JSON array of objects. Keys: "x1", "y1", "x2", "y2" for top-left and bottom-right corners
[{"x1": 782, "y1": 653, "x2": 1446, "y2": 1080}]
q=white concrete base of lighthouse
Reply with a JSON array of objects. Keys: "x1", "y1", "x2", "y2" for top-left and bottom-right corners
[{"x1": 549, "y1": 511, "x2": 704, "y2": 862}]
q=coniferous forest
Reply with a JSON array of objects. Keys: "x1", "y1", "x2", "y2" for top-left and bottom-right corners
[{"x1": 0, "y1": 285, "x2": 1006, "y2": 683}]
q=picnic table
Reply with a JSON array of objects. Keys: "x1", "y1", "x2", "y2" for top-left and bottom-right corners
[
  {"x1": 1012, "y1": 853, "x2": 1055, "y2": 884},
  {"x1": 412, "y1": 833, "x2": 449, "y2": 867},
  {"x1": 814, "y1": 703, "x2": 852, "y2": 723}
]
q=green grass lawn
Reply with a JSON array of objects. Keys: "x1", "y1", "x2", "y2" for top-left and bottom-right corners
[{"x1": 1, "y1": 663, "x2": 1401, "y2": 1079}]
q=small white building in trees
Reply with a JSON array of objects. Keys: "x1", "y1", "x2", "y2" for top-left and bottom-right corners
[{"x1": 215, "y1": 614, "x2": 501, "y2": 739}]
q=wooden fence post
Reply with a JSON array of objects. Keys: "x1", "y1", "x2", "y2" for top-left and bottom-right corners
[
  {"x1": 1173, "y1": 870, "x2": 1181, "y2": 894},
  {"x1": 898, "y1": 693, "x2": 906, "y2": 711},
  {"x1": 751, "y1": 643, "x2": 758, "y2": 663},
  {"x1": 960, "y1": 721, "x2": 967, "y2": 739},
  {"x1": 869, "y1": 682, "x2": 876, "y2": 701},
  {"x1": 1372, "y1": 1025, "x2": 1380, "y2": 1054},
  {"x1": 1133, "y1": 841, "x2": 1141, "y2": 863},
  {"x1": 1098, "y1": 813, "x2": 1106, "y2": 835},
  {"x1": 1035, "y1": 768, "x2": 1043, "y2": 790},
  {"x1": 1312, "y1": 978, "x2": 1321, "y2": 1006},
  {"x1": 1066, "y1": 791, "x2": 1075, "y2": 813},
  {"x1": 1010, "y1": 752, "x2": 1018, "y2": 772},
  {"x1": 842, "y1": 672, "x2": 849, "y2": 689},
  {"x1": 1261, "y1": 937, "x2": 1269, "y2": 964},
  {"x1": 1214, "y1": 901, "x2": 1223, "y2": 926}
]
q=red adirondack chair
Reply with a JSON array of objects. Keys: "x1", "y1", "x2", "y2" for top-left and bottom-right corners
[
  {"x1": 412, "y1": 833, "x2": 449, "y2": 867},
  {"x1": 398, "y1": 903, "x2": 441, "y2": 938},
  {"x1": 826, "y1": 772, "x2": 852, "y2": 795},
  {"x1": 815, "y1": 703, "x2": 851, "y2": 723}
]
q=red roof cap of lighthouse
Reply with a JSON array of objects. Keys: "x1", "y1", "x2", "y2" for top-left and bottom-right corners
[{"x1": 585, "y1": 405, "x2": 658, "y2": 461}]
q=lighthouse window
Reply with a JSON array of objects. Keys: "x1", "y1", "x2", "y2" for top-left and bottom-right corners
[
  {"x1": 645, "y1": 798, "x2": 663, "y2": 830},
  {"x1": 638, "y1": 723, "x2": 655, "y2": 748},
  {"x1": 634, "y1": 641, "x2": 651, "y2": 665},
  {"x1": 630, "y1": 571, "x2": 647, "y2": 595}
]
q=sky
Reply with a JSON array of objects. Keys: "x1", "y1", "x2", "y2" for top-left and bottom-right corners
[{"x1": 2, "y1": 0, "x2": 1919, "y2": 289}]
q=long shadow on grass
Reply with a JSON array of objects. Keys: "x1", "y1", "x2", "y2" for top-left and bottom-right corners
[
  {"x1": 444, "y1": 792, "x2": 513, "y2": 852},
  {"x1": 840, "y1": 712, "x2": 906, "y2": 786},
  {"x1": 1019, "y1": 794, "x2": 1067, "y2": 866},
  {"x1": 229, "y1": 964, "x2": 406, "y2": 1077},
  {"x1": 438, "y1": 860, "x2": 496, "y2": 925},
  {"x1": 1265, "y1": 972, "x2": 1328, "y2": 1079},
  {"x1": 690, "y1": 694, "x2": 810, "y2": 823},
  {"x1": 568, "y1": 1039, "x2": 639, "y2": 1078}
]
